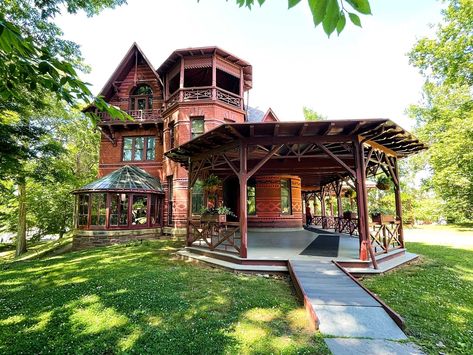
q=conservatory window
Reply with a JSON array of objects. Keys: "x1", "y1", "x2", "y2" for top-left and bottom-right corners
[
  {"x1": 90, "y1": 193, "x2": 106, "y2": 226},
  {"x1": 78, "y1": 194, "x2": 89, "y2": 226},
  {"x1": 131, "y1": 195, "x2": 148, "y2": 226}
]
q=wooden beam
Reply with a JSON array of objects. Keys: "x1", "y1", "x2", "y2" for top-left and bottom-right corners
[
  {"x1": 247, "y1": 144, "x2": 284, "y2": 179},
  {"x1": 362, "y1": 139, "x2": 398, "y2": 157},
  {"x1": 222, "y1": 153, "x2": 239, "y2": 176},
  {"x1": 316, "y1": 142, "x2": 356, "y2": 178}
]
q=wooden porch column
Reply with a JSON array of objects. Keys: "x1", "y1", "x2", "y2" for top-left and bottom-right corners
[
  {"x1": 353, "y1": 138, "x2": 378, "y2": 269},
  {"x1": 186, "y1": 160, "x2": 194, "y2": 247},
  {"x1": 320, "y1": 185, "x2": 327, "y2": 228},
  {"x1": 393, "y1": 157, "x2": 404, "y2": 248},
  {"x1": 239, "y1": 143, "x2": 248, "y2": 258},
  {"x1": 335, "y1": 181, "x2": 343, "y2": 231}
]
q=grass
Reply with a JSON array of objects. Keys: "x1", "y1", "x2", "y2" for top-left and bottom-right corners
[
  {"x1": 0, "y1": 239, "x2": 329, "y2": 354},
  {"x1": 0, "y1": 235, "x2": 72, "y2": 262},
  {"x1": 362, "y1": 225, "x2": 473, "y2": 355}
]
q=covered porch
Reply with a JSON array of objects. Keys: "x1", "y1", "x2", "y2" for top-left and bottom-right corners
[{"x1": 165, "y1": 119, "x2": 426, "y2": 269}]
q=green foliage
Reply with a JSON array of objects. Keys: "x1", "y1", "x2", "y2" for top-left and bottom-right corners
[
  {"x1": 375, "y1": 174, "x2": 391, "y2": 190},
  {"x1": 303, "y1": 106, "x2": 327, "y2": 121},
  {"x1": 408, "y1": 0, "x2": 473, "y2": 222},
  {"x1": 0, "y1": 240, "x2": 328, "y2": 353},
  {"x1": 362, "y1": 239, "x2": 473, "y2": 354},
  {"x1": 231, "y1": 0, "x2": 371, "y2": 36}
]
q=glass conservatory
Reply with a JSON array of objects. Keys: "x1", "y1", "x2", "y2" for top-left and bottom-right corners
[{"x1": 73, "y1": 165, "x2": 164, "y2": 230}]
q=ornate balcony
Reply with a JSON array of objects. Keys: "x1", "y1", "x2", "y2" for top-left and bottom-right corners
[
  {"x1": 97, "y1": 109, "x2": 163, "y2": 125},
  {"x1": 165, "y1": 87, "x2": 242, "y2": 110}
]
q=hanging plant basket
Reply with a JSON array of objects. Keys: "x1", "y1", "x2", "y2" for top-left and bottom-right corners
[
  {"x1": 344, "y1": 189, "x2": 356, "y2": 198},
  {"x1": 203, "y1": 174, "x2": 221, "y2": 193},
  {"x1": 376, "y1": 176, "x2": 391, "y2": 191}
]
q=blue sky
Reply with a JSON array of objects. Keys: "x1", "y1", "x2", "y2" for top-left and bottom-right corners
[{"x1": 56, "y1": 0, "x2": 443, "y2": 129}]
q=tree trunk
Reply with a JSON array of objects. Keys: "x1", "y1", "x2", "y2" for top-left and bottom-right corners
[{"x1": 16, "y1": 181, "x2": 27, "y2": 256}]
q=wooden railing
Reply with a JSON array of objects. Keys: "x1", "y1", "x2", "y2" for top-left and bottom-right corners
[
  {"x1": 187, "y1": 220, "x2": 241, "y2": 254},
  {"x1": 369, "y1": 220, "x2": 402, "y2": 255},
  {"x1": 312, "y1": 215, "x2": 359, "y2": 236},
  {"x1": 166, "y1": 87, "x2": 242, "y2": 109},
  {"x1": 97, "y1": 109, "x2": 162, "y2": 122}
]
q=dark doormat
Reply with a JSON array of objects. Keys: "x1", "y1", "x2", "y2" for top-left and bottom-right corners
[{"x1": 300, "y1": 235, "x2": 340, "y2": 257}]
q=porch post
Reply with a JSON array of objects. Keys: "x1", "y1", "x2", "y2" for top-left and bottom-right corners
[
  {"x1": 335, "y1": 180, "x2": 343, "y2": 231},
  {"x1": 186, "y1": 160, "x2": 194, "y2": 247},
  {"x1": 353, "y1": 138, "x2": 378, "y2": 269},
  {"x1": 239, "y1": 142, "x2": 248, "y2": 258},
  {"x1": 393, "y1": 157, "x2": 404, "y2": 248},
  {"x1": 320, "y1": 185, "x2": 327, "y2": 228}
]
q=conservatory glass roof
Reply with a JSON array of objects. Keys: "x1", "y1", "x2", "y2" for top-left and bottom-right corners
[{"x1": 74, "y1": 165, "x2": 164, "y2": 193}]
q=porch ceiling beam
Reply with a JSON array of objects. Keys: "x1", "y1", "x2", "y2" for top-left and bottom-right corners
[
  {"x1": 362, "y1": 139, "x2": 398, "y2": 157},
  {"x1": 315, "y1": 142, "x2": 356, "y2": 178},
  {"x1": 298, "y1": 123, "x2": 308, "y2": 136},
  {"x1": 343, "y1": 121, "x2": 363, "y2": 135},
  {"x1": 244, "y1": 134, "x2": 352, "y2": 146},
  {"x1": 274, "y1": 124, "x2": 280, "y2": 137},
  {"x1": 222, "y1": 153, "x2": 239, "y2": 176},
  {"x1": 319, "y1": 122, "x2": 335, "y2": 136},
  {"x1": 226, "y1": 125, "x2": 245, "y2": 139},
  {"x1": 247, "y1": 144, "x2": 284, "y2": 179}
]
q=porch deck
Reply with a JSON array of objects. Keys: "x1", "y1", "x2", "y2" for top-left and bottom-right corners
[{"x1": 178, "y1": 228, "x2": 417, "y2": 274}]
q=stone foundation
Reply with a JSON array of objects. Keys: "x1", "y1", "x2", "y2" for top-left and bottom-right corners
[{"x1": 73, "y1": 228, "x2": 165, "y2": 249}]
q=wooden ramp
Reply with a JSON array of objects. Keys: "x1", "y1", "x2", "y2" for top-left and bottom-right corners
[{"x1": 288, "y1": 259, "x2": 424, "y2": 354}]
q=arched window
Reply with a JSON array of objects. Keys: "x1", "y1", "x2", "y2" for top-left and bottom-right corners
[{"x1": 130, "y1": 84, "x2": 153, "y2": 111}]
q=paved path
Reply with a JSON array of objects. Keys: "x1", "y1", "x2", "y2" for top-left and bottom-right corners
[{"x1": 289, "y1": 259, "x2": 424, "y2": 355}]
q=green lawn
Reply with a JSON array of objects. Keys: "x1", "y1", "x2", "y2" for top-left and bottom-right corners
[
  {"x1": 362, "y1": 227, "x2": 473, "y2": 355},
  {"x1": 0, "y1": 239, "x2": 328, "y2": 354}
]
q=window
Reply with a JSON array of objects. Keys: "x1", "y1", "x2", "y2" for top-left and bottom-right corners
[
  {"x1": 191, "y1": 117, "x2": 204, "y2": 139},
  {"x1": 247, "y1": 179, "x2": 256, "y2": 215},
  {"x1": 192, "y1": 179, "x2": 205, "y2": 214},
  {"x1": 90, "y1": 193, "x2": 106, "y2": 226},
  {"x1": 130, "y1": 84, "x2": 153, "y2": 111},
  {"x1": 167, "y1": 176, "x2": 173, "y2": 225},
  {"x1": 131, "y1": 195, "x2": 148, "y2": 226},
  {"x1": 123, "y1": 136, "x2": 155, "y2": 161},
  {"x1": 169, "y1": 123, "x2": 175, "y2": 149},
  {"x1": 280, "y1": 179, "x2": 292, "y2": 215},
  {"x1": 110, "y1": 193, "x2": 128, "y2": 227},
  {"x1": 78, "y1": 194, "x2": 89, "y2": 226}
]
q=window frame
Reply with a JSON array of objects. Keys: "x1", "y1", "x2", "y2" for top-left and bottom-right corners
[
  {"x1": 247, "y1": 179, "x2": 256, "y2": 216},
  {"x1": 191, "y1": 179, "x2": 205, "y2": 215},
  {"x1": 129, "y1": 84, "x2": 153, "y2": 111},
  {"x1": 190, "y1": 116, "x2": 205, "y2": 139},
  {"x1": 122, "y1": 136, "x2": 156, "y2": 162},
  {"x1": 280, "y1": 179, "x2": 292, "y2": 215}
]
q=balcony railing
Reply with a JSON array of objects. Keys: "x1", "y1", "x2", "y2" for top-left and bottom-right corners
[
  {"x1": 97, "y1": 109, "x2": 162, "y2": 123},
  {"x1": 166, "y1": 86, "x2": 242, "y2": 110}
]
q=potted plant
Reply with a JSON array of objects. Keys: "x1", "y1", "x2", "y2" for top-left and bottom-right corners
[
  {"x1": 202, "y1": 174, "x2": 221, "y2": 193},
  {"x1": 200, "y1": 205, "x2": 236, "y2": 223},
  {"x1": 376, "y1": 175, "x2": 391, "y2": 190},
  {"x1": 343, "y1": 210, "x2": 356, "y2": 219},
  {"x1": 371, "y1": 208, "x2": 395, "y2": 224},
  {"x1": 344, "y1": 188, "x2": 356, "y2": 199}
]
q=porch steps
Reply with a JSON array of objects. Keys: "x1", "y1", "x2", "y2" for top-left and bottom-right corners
[
  {"x1": 288, "y1": 259, "x2": 424, "y2": 354},
  {"x1": 175, "y1": 249, "x2": 288, "y2": 273}
]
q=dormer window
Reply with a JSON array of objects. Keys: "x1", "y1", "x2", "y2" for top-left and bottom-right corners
[{"x1": 130, "y1": 84, "x2": 153, "y2": 111}]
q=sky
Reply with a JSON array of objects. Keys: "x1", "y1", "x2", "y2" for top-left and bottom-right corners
[{"x1": 56, "y1": 0, "x2": 444, "y2": 130}]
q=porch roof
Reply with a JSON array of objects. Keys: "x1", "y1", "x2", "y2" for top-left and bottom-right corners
[{"x1": 164, "y1": 119, "x2": 426, "y2": 187}]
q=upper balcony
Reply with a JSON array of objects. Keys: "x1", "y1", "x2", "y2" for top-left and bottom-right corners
[
  {"x1": 96, "y1": 108, "x2": 163, "y2": 126},
  {"x1": 157, "y1": 47, "x2": 252, "y2": 113}
]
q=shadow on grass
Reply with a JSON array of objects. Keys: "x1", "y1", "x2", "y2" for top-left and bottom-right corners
[
  {"x1": 0, "y1": 240, "x2": 326, "y2": 354},
  {"x1": 362, "y1": 242, "x2": 473, "y2": 355}
]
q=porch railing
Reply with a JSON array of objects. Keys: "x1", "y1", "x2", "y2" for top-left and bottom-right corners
[
  {"x1": 187, "y1": 219, "x2": 241, "y2": 254},
  {"x1": 312, "y1": 215, "x2": 359, "y2": 236},
  {"x1": 369, "y1": 220, "x2": 402, "y2": 255}
]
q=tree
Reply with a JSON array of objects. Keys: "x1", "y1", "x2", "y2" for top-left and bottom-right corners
[
  {"x1": 408, "y1": 0, "x2": 473, "y2": 222},
  {"x1": 303, "y1": 106, "x2": 327, "y2": 121},
  {"x1": 232, "y1": 0, "x2": 372, "y2": 36}
]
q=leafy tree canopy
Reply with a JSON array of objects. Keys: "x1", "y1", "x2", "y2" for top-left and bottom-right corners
[
  {"x1": 228, "y1": 0, "x2": 372, "y2": 36},
  {"x1": 303, "y1": 106, "x2": 327, "y2": 121},
  {"x1": 408, "y1": 0, "x2": 473, "y2": 222}
]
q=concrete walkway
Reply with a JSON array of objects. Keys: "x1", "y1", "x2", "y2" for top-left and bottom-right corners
[{"x1": 289, "y1": 259, "x2": 424, "y2": 355}]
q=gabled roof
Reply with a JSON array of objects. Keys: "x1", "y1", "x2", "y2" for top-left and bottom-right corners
[
  {"x1": 156, "y1": 46, "x2": 253, "y2": 90},
  {"x1": 262, "y1": 108, "x2": 280, "y2": 122},
  {"x1": 97, "y1": 42, "x2": 162, "y2": 101},
  {"x1": 74, "y1": 166, "x2": 164, "y2": 194}
]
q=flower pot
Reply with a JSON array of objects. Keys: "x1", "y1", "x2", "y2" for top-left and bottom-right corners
[{"x1": 218, "y1": 214, "x2": 227, "y2": 223}]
